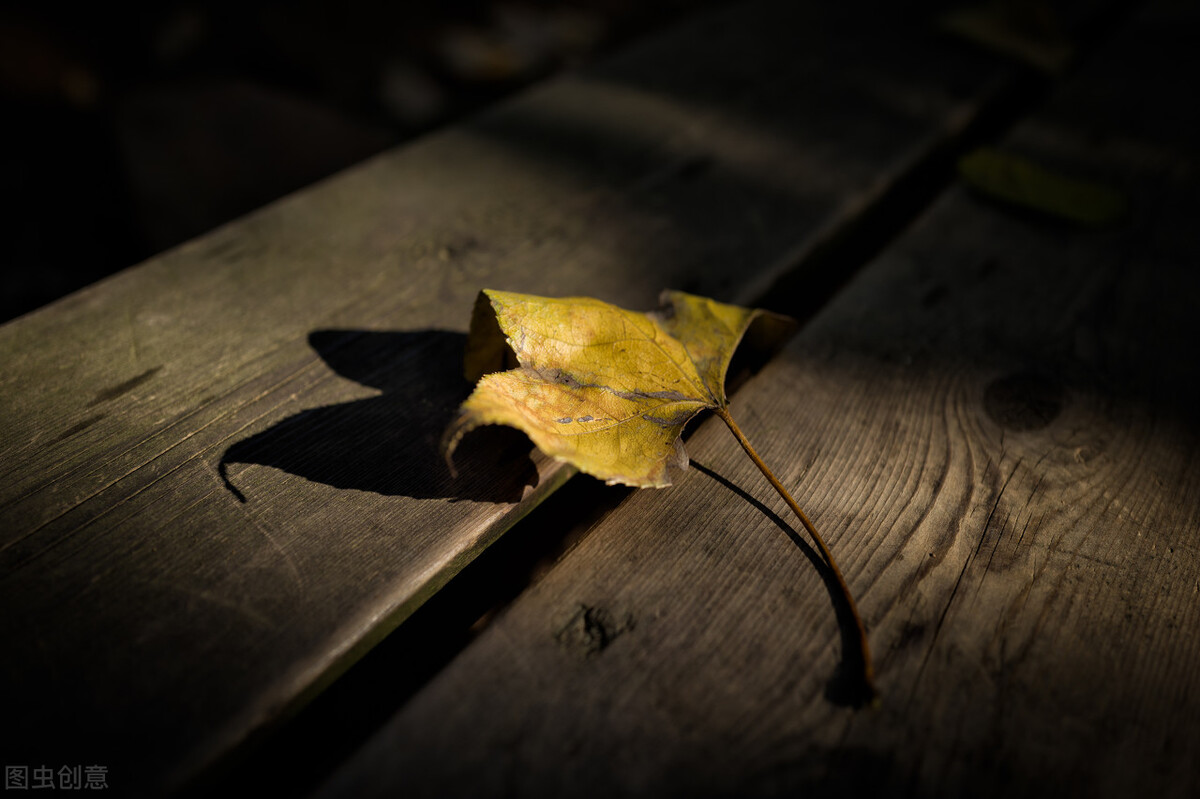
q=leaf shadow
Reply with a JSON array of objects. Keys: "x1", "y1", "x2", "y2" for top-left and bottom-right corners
[
  {"x1": 219, "y1": 329, "x2": 537, "y2": 503},
  {"x1": 691, "y1": 461, "x2": 874, "y2": 708}
]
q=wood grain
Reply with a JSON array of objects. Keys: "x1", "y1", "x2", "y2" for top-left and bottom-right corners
[
  {"x1": 0, "y1": 1, "x2": 1014, "y2": 794},
  {"x1": 317, "y1": 2, "x2": 1200, "y2": 797}
]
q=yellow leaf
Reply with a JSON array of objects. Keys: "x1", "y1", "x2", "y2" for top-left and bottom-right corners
[
  {"x1": 445, "y1": 289, "x2": 878, "y2": 701},
  {"x1": 958, "y1": 147, "x2": 1127, "y2": 226},
  {"x1": 444, "y1": 289, "x2": 794, "y2": 487}
]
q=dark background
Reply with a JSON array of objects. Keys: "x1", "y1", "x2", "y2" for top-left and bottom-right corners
[{"x1": 0, "y1": 0, "x2": 717, "y2": 323}]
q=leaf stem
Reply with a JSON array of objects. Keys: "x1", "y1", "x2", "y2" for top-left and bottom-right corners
[{"x1": 714, "y1": 405, "x2": 876, "y2": 702}]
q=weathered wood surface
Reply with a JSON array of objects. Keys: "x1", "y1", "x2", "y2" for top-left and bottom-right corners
[
  {"x1": 0, "y1": 1, "x2": 1015, "y2": 795},
  {"x1": 317, "y1": 3, "x2": 1200, "y2": 797}
]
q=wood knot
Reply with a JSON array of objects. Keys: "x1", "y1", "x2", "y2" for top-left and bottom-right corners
[
  {"x1": 553, "y1": 603, "x2": 635, "y2": 658},
  {"x1": 983, "y1": 371, "x2": 1065, "y2": 431}
]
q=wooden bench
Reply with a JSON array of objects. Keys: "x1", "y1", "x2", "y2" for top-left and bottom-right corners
[{"x1": 2, "y1": 0, "x2": 1196, "y2": 796}]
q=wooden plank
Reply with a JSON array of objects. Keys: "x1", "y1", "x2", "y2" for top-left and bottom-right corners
[
  {"x1": 315, "y1": 2, "x2": 1200, "y2": 797},
  {"x1": 0, "y1": 1, "x2": 1016, "y2": 794}
]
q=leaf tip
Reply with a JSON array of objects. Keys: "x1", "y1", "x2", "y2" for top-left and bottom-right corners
[
  {"x1": 440, "y1": 412, "x2": 477, "y2": 479},
  {"x1": 463, "y1": 289, "x2": 515, "y2": 382}
]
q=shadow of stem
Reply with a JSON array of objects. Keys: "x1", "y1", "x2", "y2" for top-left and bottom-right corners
[{"x1": 691, "y1": 460, "x2": 874, "y2": 708}]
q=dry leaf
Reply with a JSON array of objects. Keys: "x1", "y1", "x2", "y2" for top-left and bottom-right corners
[
  {"x1": 444, "y1": 288, "x2": 877, "y2": 702},
  {"x1": 444, "y1": 289, "x2": 793, "y2": 487},
  {"x1": 958, "y1": 147, "x2": 1127, "y2": 226}
]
